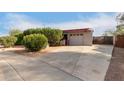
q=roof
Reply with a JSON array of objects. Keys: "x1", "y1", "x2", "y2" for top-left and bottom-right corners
[{"x1": 63, "y1": 28, "x2": 93, "y2": 33}]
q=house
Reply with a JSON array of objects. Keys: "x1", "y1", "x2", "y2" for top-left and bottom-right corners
[{"x1": 62, "y1": 28, "x2": 93, "y2": 46}]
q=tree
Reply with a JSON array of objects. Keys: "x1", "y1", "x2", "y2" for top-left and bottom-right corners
[
  {"x1": 103, "y1": 30, "x2": 115, "y2": 36},
  {"x1": 116, "y1": 13, "x2": 124, "y2": 35},
  {"x1": 15, "y1": 33, "x2": 24, "y2": 45},
  {"x1": 9, "y1": 29, "x2": 23, "y2": 45},
  {"x1": 23, "y1": 27, "x2": 63, "y2": 46},
  {"x1": 9, "y1": 29, "x2": 22, "y2": 36},
  {"x1": 41, "y1": 28, "x2": 63, "y2": 46},
  {"x1": 116, "y1": 26, "x2": 124, "y2": 35}
]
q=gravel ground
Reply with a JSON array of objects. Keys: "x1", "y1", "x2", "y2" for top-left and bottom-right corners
[{"x1": 105, "y1": 47, "x2": 124, "y2": 81}]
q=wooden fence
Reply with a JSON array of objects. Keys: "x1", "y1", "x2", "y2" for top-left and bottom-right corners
[
  {"x1": 93, "y1": 36, "x2": 113, "y2": 45},
  {"x1": 115, "y1": 35, "x2": 124, "y2": 48}
]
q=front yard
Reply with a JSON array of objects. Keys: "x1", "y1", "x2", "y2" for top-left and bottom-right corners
[{"x1": 0, "y1": 45, "x2": 113, "y2": 81}]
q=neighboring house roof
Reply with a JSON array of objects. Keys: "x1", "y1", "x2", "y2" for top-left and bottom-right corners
[{"x1": 63, "y1": 28, "x2": 93, "y2": 33}]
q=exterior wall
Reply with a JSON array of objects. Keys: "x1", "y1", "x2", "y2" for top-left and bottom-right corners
[
  {"x1": 82, "y1": 32, "x2": 93, "y2": 46},
  {"x1": 65, "y1": 31, "x2": 93, "y2": 46}
]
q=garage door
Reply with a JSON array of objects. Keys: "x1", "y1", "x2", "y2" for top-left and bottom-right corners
[{"x1": 69, "y1": 34, "x2": 83, "y2": 45}]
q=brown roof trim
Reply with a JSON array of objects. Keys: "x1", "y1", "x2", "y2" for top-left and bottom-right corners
[{"x1": 63, "y1": 28, "x2": 93, "y2": 33}]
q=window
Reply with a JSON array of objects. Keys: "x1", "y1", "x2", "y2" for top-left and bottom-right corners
[
  {"x1": 80, "y1": 34, "x2": 83, "y2": 36},
  {"x1": 73, "y1": 34, "x2": 75, "y2": 36}
]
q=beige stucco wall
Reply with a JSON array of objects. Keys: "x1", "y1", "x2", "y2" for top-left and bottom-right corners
[{"x1": 82, "y1": 31, "x2": 93, "y2": 46}]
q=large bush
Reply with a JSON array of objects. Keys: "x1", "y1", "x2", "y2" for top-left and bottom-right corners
[
  {"x1": 15, "y1": 33, "x2": 24, "y2": 45},
  {"x1": 23, "y1": 34, "x2": 48, "y2": 52},
  {"x1": 23, "y1": 28, "x2": 63, "y2": 46},
  {"x1": 9, "y1": 29, "x2": 23, "y2": 45},
  {"x1": 9, "y1": 29, "x2": 22, "y2": 36},
  {"x1": 0, "y1": 37, "x2": 2, "y2": 44},
  {"x1": 23, "y1": 28, "x2": 42, "y2": 36},
  {"x1": 0, "y1": 36, "x2": 17, "y2": 48},
  {"x1": 41, "y1": 28, "x2": 63, "y2": 46}
]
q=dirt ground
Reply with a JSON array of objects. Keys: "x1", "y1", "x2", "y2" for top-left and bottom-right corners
[
  {"x1": 105, "y1": 47, "x2": 124, "y2": 81},
  {"x1": 0, "y1": 45, "x2": 62, "y2": 57}
]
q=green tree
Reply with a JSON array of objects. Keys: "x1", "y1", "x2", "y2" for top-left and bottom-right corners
[
  {"x1": 41, "y1": 28, "x2": 63, "y2": 46},
  {"x1": 116, "y1": 13, "x2": 124, "y2": 35},
  {"x1": 116, "y1": 26, "x2": 124, "y2": 35},
  {"x1": 103, "y1": 30, "x2": 115, "y2": 36},
  {"x1": 9, "y1": 29, "x2": 23, "y2": 45},
  {"x1": 15, "y1": 33, "x2": 24, "y2": 45},
  {"x1": 23, "y1": 27, "x2": 63, "y2": 46},
  {"x1": 9, "y1": 29, "x2": 22, "y2": 36}
]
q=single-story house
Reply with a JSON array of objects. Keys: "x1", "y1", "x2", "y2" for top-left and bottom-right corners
[{"x1": 62, "y1": 28, "x2": 93, "y2": 46}]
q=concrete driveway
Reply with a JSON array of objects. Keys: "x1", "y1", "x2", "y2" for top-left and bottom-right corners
[{"x1": 0, "y1": 45, "x2": 113, "y2": 81}]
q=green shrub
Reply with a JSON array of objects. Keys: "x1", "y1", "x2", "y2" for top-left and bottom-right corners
[
  {"x1": 23, "y1": 34, "x2": 48, "y2": 52},
  {"x1": 9, "y1": 29, "x2": 23, "y2": 45},
  {"x1": 0, "y1": 36, "x2": 17, "y2": 48},
  {"x1": 23, "y1": 28, "x2": 63, "y2": 46},
  {"x1": 0, "y1": 37, "x2": 2, "y2": 43},
  {"x1": 41, "y1": 28, "x2": 63, "y2": 46},
  {"x1": 23, "y1": 28, "x2": 42, "y2": 36},
  {"x1": 9, "y1": 29, "x2": 22, "y2": 36},
  {"x1": 15, "y1": 33, "x2": 24, "y2": 45}
]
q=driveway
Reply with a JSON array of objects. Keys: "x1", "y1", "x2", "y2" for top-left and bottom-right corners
[{"x1": 0, "y1": 45, "x2": 113, "y2": 81}]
